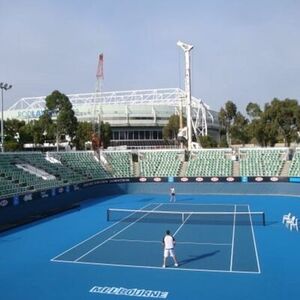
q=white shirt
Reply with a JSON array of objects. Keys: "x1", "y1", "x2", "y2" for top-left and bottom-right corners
[
  {"x1": 170, "y1": 188, "x2": 175, "y2": 194},
  {"x1": 163, "y1": 235, "x2": 175, "y2": 250}
]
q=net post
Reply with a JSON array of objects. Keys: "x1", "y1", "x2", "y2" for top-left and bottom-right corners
[
  {"x1": 263, "y1": 212, "x2": 266, "y2": 226},
  {"x1": 182, "y1": 213, "x2": 184, "y2": 223},
  {"x1": 107, "y1": 209, "x2": 110, "y2": 222}
]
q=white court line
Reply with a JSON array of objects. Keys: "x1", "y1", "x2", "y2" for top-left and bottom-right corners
[
  {"x1": 51, "y1": 202, "x2": 260, "y2": 275},
  {"x1": 51, "y1": 259, "x2": 260, "y2": 274},
  {"x1": 229, "y1": 204, "x2": 236, "y2": 272},
  {"x1": 153, "y1": 202, "x2": 245, "y2": 207},
  {"x1": 51, "y1": 202, "x2": 155, "y2": 261},
  {"x1": 173, "y1": 214, "x2": 192, "y2": 236},
  {"x1": 247, "y1": 204, "x2": 261, "y2": 274},
  {"x1": 110, "y1": 238, "x2": 232, "y2": 246},
  {"x1": 51, "y1": 201, "x2": 238, "y2": 262},
  {"x1": 73, "y1": 203, "x2": 163, "y2": 262}
]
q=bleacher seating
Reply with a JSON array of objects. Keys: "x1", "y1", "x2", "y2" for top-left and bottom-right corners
[
  {"x1": 1, "y1": 147, "x2": 299, "y2": 199},
  {"x1": 239, "y1": 148, "x2": 287, "y2": 176},
  {"x1": 139, "y1": 150, "x2": 183, "y2": 177},
  {"x1": 104, "y1": 151, "x2": 133, "y2": 177},
  {"x1": 186, "y1": 149, "x2": 233, "y2": 176},
  {"x1": 288, "y1": 148, "x2": 300, "y2": 176},
  {"x1": 0, "y1": 174, "x2": 27, "y2": 197},
  {"x1": 52, "y1": 151, "x2": 110, "y2": 179},
  {"x1": 0, "y1": 153, "x2": 74, "y2": 197},
  {"x1": 12, "y1": 152, "x2": 85, "y2": 184}
]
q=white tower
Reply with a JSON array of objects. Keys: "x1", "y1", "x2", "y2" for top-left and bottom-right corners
[
  {"x1": 177, "y1": 41, "x2": 193, "y2": 150},
  {"x1": 93, "y1": 53, "x2": 104, "y2": 135},
  {"x1": 96, "y1": 53, "x2": 104, "y2": 92}
]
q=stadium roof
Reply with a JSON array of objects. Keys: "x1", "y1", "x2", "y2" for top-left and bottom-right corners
[
  {"x1": 5, "y1": 88, "x2": 218, "y2": 135},
  {"x1": 6, "y1": 88, "x2": 210, "y2": 111}
]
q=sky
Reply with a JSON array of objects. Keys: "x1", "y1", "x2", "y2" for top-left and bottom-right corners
[{"x1": 1, "y1": 0, "x2": 300, "y2": 113}]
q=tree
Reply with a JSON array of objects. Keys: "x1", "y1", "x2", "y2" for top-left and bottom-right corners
[
  {"x1": 72, "y1": 121, "x2": 111, "y2": 150},
  {"x1": 74, "y1": 122, "x2": 93, "y2": 150},
  {"x1": 163, "y1": 114, "x2": 180, "y2": 140},
  {"x1": 198, "y1": 135, "x2": 218, "y2": 148},
  {"x1": 41, "y1": 90, "x2": 78, "y2": 147},
  {"x1": 245, "y1": 107, "x2": 277, "y2": 147},
  {"x1": 246, "y1": 102, "x2": 262, "y2": 120},
  {"x1": 18, "y1": 122, "x2": 34, "y2": 145},
  {"x1": 163, "y1": 114, "x2": 186, "y2": 142},
  {"x1": 219, "y1": 135, "x2": 228, "y2": 148},
  {"x1": 57, "y1": 105, "x2": 78, "y2": 142},
  {"x1": 32, "y1": 119, "x2": 46, "y2": 145},
  {"x1": 100, "y1": 122, "x2": 112, "y2": 149},
  {"x1": 244, "y1": 99, "x2": 300, "y2": 146},
  {"x1": 218, "y1": 101, "x2": 237, "y2": 145},
  {"x1": 3, "y1": 119, "x2": 24, "y2": 150},
  {"x1": 264, "y1": 98, "x2": 300, "y2": 146},
  {"x1": 246, "y1": 103, "x2": 278, "y2": 147},
  {"x1": 230, "y1": 112, "x2": 250, "y2": 145}
]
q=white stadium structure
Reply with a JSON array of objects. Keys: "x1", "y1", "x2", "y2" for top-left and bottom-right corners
[{"x1": 5, "y1": 88, "x2": 220, "y2": 147}]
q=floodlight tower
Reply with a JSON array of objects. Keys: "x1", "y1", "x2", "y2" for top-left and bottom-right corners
[
  {"x1": 0, "y1": 82, "x2": 12, "y2": 152},
  {"x1": 177, "y1": 40, "x2": 193, "y2": 150},
  {"x1": 96, "y1": 53, "x2": 104, "y2": 93},
  {"x1": 94, "y1": 53, "x2": 104, "y2": 141}
]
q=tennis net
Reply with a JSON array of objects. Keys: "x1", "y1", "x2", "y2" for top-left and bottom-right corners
[{"x1": 107, "y1": 208, "x2": 266, "y2": 226}]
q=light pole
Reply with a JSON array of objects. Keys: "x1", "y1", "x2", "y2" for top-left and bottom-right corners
[
  {"x1": 177, "y1": 41, "x2": 193, "y2": 150},
  {"x1": 0, "y1": 83, "x2": 12, "y2": 152}
]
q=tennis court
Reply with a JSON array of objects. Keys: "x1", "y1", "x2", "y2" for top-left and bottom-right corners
[
  {"x1": 52, "y1": 202, "x2": 262, "y2": 274},
  {"x1": 1, "y1": 193, "x2": 300, "y2": 300}
]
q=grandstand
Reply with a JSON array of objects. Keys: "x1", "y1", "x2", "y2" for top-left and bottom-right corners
[
  {"x1": 51, "y1": 151, "x2": 110, "y2": 180},
  {"x1": 4, "y1": 88, "x2": 220, "y2": 147},
  {"x1": 104, "y1": 150, "x2": 134, "y2": 177},
  {"x1": 139, "y1": 149, "x2": 184, "y2": 177},
  {"x1": 186, "y1": 149, "x2": 233, "y2": 177},
  {"x1": 239, "y1": 147, "x2": 288, "y2": 176},
  {"x1": 288, "y1": 147, "x2": 300, "y2": 176},
  {"x1": 0, "y1": 153, "x2": 70, "y2": 197},
  {"x1": 1, "y1": 147, "x2": 299, "y2": 200}
]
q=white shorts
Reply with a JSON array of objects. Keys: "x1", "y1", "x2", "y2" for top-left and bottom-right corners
[{"x1": 164, "y1": 248, "x2": 175, "y2": 258}]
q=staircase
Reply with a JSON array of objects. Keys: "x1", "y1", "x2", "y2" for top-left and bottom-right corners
[
  {"x1": 133, "y1": 162, "x2": 140, "y2": 177},
  {"x1": 233, "y1": 161, "x2": 240, "y2": 176},
  {"x1": 280, "y1": 160, "x2": 290, "y2": 176},
  {"x1": 179, "y1": 161, "x2": 188, "y2": 177}
]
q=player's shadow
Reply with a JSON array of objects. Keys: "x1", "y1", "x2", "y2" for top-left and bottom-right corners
[{"x1": 179, "y1": 250, "x2": 220, "y2": 266}]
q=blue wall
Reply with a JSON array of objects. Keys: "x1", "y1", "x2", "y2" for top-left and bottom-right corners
[
  {"x1": 1, "y1": 181, "x2": 300, "y2": 230},
  {"x1": 123, "y1": 182, "x2": 300, "y2": 196}
]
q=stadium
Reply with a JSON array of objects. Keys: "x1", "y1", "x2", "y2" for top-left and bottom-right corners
[
  {"x1": 1, "y1": 25, "x2": 300, "y2": 300},
  {"x1": 4, "y1": 87, "x2": 220, "y2": 147},
  {"x1": 2, "y1": 93, "x2": 300, "y2": 300}
]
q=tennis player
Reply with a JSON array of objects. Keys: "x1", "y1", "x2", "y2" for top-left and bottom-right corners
[
  {"x1": 170, "y1": 187, "x2": 176, "y2": 202},
  {"x1": 162, "y1": 230, "x2": 179, "y2": 268}
]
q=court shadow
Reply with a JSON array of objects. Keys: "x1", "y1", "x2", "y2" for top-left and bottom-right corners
[{"x1": 179, "y1": 250, "x2": 220, "y2": 266}]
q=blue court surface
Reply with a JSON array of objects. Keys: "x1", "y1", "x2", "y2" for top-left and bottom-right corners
[{"x1": 1, "y1": 193, "x2": 300, "y2": 300}]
